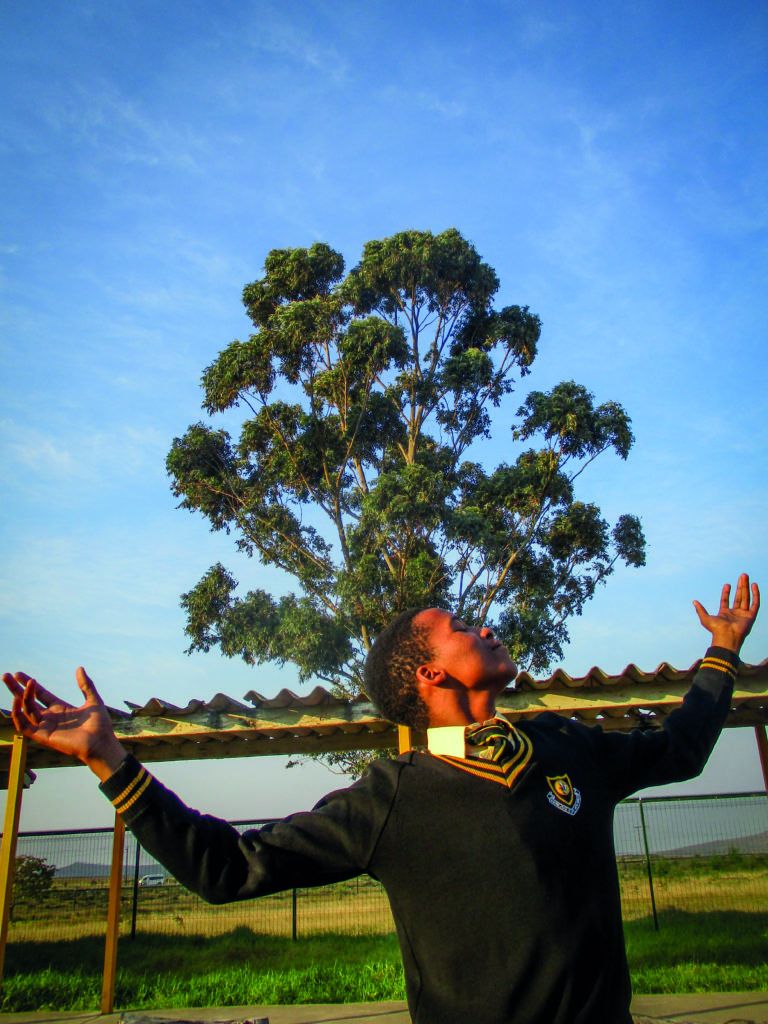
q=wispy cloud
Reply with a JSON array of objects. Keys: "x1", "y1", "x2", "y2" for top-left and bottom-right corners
[
  {"x1": 1, "y1": 420, "x2": 168, "y2": 483},
  {"x1": 243, "y1": 6, "x2": 349, "y2": 84},
  {"x1": 35, "y1": 79, "x2": 207, "y2": 174}
]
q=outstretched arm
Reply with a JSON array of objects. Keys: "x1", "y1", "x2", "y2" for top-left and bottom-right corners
[
  {"x1": 1, "y1": 668, "x2": 126, "y2": 782},
  {"x1": 594, "y1": 574, "x2": 760, "y2": 799},
  {"x1": 693, "y1": 572, "x2": 760, "y2": 654}
]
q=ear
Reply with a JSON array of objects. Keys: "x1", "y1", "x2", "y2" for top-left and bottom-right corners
[{"x1": 416, "y1": 663, "x2": 446, "y2": 687}]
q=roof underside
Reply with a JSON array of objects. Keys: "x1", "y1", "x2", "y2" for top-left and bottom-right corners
[{"x1": 2, "y1": 658, "x2": 767, "y2": 779}]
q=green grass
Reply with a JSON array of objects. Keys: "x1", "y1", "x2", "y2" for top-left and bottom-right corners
[
  {"x1": 2, "y1": 913, "x2": 768, "y2": 1012},
  {"x1": 0, "y1": 930, "x2": 405, "y2": 1012},
  {"x1": 624, "y1": 910, "x2": 768, "y2": 994}
]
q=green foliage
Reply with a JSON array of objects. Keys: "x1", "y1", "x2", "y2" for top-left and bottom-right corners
[
  {"x1": 10, "y1": 855, "x2": 55, "y2": 921},
  {"x1": 167, "y1": 228, "x2": 645, "y2": 729}
]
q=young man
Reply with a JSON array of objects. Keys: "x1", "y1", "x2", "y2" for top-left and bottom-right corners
[{"x1": 2, "y1": 575, "x2": 760, "y2": 1024}]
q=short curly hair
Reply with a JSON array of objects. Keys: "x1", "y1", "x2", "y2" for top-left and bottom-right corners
[{"x1": 363, "y1": 608, "x2": 433, "y2": 729}]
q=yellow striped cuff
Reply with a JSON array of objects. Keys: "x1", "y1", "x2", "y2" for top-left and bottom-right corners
[
  {"x1": 111, "y1": 765, "x2": 153, "y2": 814},
  {"x1": 700, "y1": 656, "x2": 736, "y2": 677}
]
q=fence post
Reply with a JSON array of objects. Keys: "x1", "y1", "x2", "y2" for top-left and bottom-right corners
[
  {"x1": 638, "y1": 798, "x2": 659, "y2": 931},
  {"x1": 0, "y1": 734, "x2": 28, "y2": 986},
  {"x1": 292, "y1": 888, "x2": 298, "y2": 941},
  {"x1": 101, "y1": 813, "x2": 125, "y2": 1013},
  {"x1": 130, "y1": 837, "x2": 141, "y2": 940}
]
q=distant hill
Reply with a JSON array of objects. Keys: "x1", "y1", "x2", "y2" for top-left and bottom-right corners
[
  {"x1": 663, "y1": 831, "x2": 768, "y2": 859},
  {"x1": 57, "y1": 861, "x2": 112, "y2": 878}
]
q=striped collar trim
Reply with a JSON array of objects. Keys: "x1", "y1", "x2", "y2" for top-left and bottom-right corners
[{"x1": 432, "y1": 730, "x2": 533, "y2": 789}]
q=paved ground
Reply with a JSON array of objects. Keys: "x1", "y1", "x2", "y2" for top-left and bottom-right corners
[{"x1": 4, "y1": 994, "x2": 768, "y2": 1024}]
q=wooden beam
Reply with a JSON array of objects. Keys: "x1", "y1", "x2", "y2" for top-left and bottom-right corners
[
  {"x1": 101, "y1": 812, "x2": 125, "y2": 1014},
  {"x1": 0, "y1": 734, "x2": 28, "y2": 985}
]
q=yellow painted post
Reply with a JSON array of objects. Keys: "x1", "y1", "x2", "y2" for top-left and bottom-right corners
[
  {"x1": 0, "y1": 734, "x2": 29, "y2": 985},
  {"x1": 398, "y1": 725, "x2": 412, "y2": 754},
  {"x1": 754, "y1": 725, "x2": 768, "y2": 795},
  {"x1": 101, "y1": 812, "x2": 125, "y2": 1014}
]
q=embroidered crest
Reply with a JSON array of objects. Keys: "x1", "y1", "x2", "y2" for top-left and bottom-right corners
[{"x1": 546, "y1": 774, "x2": 581, "y2": 816}]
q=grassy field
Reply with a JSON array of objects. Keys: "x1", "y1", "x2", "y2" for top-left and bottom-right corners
[
  {"x1": 2, "y1": 911, "x2": 768, "y2": 1012},
  {"x1": 3, "y1": 856, "x2": 767, "y2": 1012},
  {"x1": 618, "y1": 852, "x2": 768, "y2": 920},
  {"x1": 10, "y1": 853, "x2": 768, "y2": 943},
  {"x1": 8, "y1": 874, "x2": 395, "y2": 941}
]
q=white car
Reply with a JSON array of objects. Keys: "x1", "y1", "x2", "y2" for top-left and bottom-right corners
[{"x1": 138, "y1": 874, "x2": 165, "y2": 887}]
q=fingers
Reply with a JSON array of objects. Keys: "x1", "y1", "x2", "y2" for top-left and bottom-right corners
[
  {"x1": 3, "y1": 668, "x2": 101, "y2": 711},
  {"x1": 76, "y1": 667, "x2": 103, "y2": 704},
  {"x1": 10, "y1": 692, "x2": 37, "y2": 738},
  {"x1": 692, "y1": 600, "x2": 711, "y2": 628},
  {"x1": 31, "y1": 680, "x2": 61, "y2": 708},
  {"x1": 2, "y1": 672, "x2": 24, "y2": 699},
  {"x1": 716, "y1": 575, "x2": 759, "y2": 615},
  {"x1": 3, "y1": 670, "x2": 33, "y2": 695},
  {"x1": 2, "y1": 671, "x2": 61, "y2": 708},
  {"x1": 733, "y1": 574, "x2": 749, "y2": 609},
  {"x1": 2, "y1": 674, "x2": 43, "y2": 716},
  {"x1": 21, "y1": 681, "x2": 42, "y2": 727}
]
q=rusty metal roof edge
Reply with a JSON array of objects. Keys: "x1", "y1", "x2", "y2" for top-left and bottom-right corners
[{"x1": 2, "y1": 659, "x2": 765, "y2": 724}]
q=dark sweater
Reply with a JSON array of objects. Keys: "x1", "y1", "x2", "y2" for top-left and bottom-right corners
[{"x1": 101, "y1": 647, "x2": 737, "y2": 1024}]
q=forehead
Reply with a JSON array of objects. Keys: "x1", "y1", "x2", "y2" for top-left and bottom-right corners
[{"x1": 413, "y1": 608, "x2": 459, "y2": 633}]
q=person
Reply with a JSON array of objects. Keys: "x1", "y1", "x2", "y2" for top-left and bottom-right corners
[{"x1": 2, "y1": 575, "x2": 760, "y2": 1024}]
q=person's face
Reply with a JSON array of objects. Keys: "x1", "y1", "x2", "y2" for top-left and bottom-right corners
[{"x1": 414, "y1": 608, "x2": 517, "y2": 692}]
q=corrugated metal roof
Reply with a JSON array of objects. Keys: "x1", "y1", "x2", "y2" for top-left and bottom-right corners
[{"x1": 2, "y1": 658, "x2": 767, "y2": 776}]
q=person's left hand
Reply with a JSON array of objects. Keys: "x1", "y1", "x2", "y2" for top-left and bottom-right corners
[{"x1": 693, "y1": 574, "x2": 760, "y2": 654}]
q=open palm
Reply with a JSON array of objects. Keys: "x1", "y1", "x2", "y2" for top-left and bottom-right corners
[
  {"x1": 693, "y1": 574, "x2": 760, "y2": 653},
  {"x1": 1, "y1": 668, "x2": 120, "y2": 770}
]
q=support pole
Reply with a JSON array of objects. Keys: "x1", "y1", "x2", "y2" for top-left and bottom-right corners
[
  {"x1": 0, "y1": 734, "x2": 28, "y2": 985},
  {"x1": 398, "y1": 725, "x2": 412, "y2": 754},
  {"x1": 755, "y1": 725, "x2": 768, "y2": 795},
  {"x1": 130, "y1": 837, "x2": 140, "y2": 940},
  {"x1": 101, "y1": 812, "x2": 125, "y2": 1014},
  {"x1": 638, "y1": 798, "x2": 659, "y2": 932}
]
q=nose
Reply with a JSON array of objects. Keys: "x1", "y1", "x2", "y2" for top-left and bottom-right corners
[{"x1": 479, "y1": 626, "x2": 495, "y2": 641}]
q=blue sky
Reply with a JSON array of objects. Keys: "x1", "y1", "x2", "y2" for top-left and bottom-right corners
[{"x1": 1, "y1": 0, "x2": 767, "y2": 829}]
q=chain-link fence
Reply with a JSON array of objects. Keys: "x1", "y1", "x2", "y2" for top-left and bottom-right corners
[
  {"x1": 5, "y1": 792, "x2": 767, "y2": 942},
  {"x1": 615, "y1": 793, "x2": 768, "y2": 925}
]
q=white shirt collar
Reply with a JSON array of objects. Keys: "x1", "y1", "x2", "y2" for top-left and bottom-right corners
[
  {"x1": 426, "y1": 718, "x2": 512, "y2": 758},
  {"x1": 426, "y1": 725, "x2": 469, "y2": 758}
]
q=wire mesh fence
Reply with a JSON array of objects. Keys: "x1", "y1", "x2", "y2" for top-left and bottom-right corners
[
  {"x1": 5, "y1": 792, "x2": 767, "y2": 943},
  {"x1": 615, "y1": 793, "x2": 768, "y2": 923}
]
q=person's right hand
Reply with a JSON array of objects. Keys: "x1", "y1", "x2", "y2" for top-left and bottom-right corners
[{"x1": 1, "y1": 668, "x2": 126, "y2": 781}]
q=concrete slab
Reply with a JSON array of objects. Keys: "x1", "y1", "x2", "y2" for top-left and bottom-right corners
[
  {"x1": 632, "y1": 990, "x2": 768, "y2": 1022},
  {"x1": 3, "y1": 994, "x2": 768, "y2": 1024}
]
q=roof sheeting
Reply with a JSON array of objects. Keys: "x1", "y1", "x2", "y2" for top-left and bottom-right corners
[{"x1": 2, "y1": 659, "x2": 767, "y2": 777}]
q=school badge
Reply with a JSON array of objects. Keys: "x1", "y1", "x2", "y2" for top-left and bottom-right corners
[{"x1": 546, "y1": 774, "x2": 581, "y2": 816}]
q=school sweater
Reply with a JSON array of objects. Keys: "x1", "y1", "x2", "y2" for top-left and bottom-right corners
[{"x1": 101, "y1": 647, "x2": 737, "y2": 1024}]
